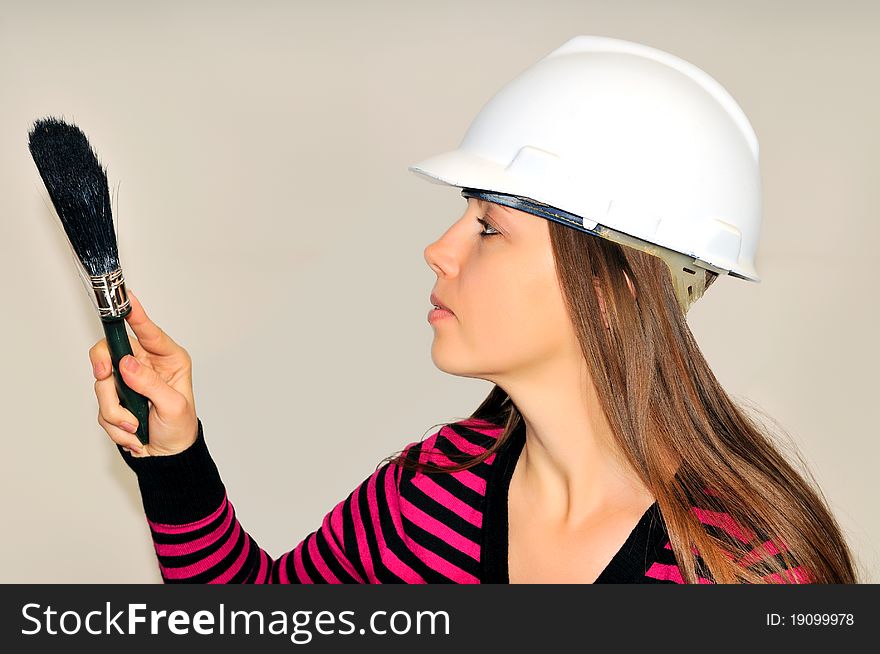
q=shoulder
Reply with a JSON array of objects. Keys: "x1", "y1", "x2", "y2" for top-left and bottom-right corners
[
  {"x1": 398, "y1": 416, "x2": 505, "y2": 470},
  {"x1": 385, "y1": 416, "x2": 507, "y2": 513},
  {"x1": 692, "y1": 501, "x2": 813, "y2": 583},
  {"x1": 647, "y1": 489, "x2": 814, "y2": 584},
  {"x1": 357, "y1": 416, "x2": 504, "y2": 500},
  {"x1": 373, "y1": 417, "x2": 506, "y2": 583}
]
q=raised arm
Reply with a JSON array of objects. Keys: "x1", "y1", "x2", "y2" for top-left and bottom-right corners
[
  {"x1": 88, "y1": 291, "x2": 397, "y2": 582},
  {"x1": 117, "y1": 418, "x2": 402, "y2": 583},
  {"x1": 90, "y1": 291, "x2": 478, "y2": 583}
]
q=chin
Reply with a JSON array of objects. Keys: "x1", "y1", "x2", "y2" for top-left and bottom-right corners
[{"x1": 430, "y1": 346, "x2": 497, "y2": 381}]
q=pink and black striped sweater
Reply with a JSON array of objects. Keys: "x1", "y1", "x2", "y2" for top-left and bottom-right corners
[{"x1": 116, "y1": 415, "x2": 810, "y2": 584}]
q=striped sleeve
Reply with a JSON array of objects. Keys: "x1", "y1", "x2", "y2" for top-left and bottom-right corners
[{"x1": 116, "y1": 418, "x2": 424, "y2": 583}]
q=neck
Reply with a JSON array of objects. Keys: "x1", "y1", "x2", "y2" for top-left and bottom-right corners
[{"x1": 497, "y1": 356, "x2": 653, "y2": 531}]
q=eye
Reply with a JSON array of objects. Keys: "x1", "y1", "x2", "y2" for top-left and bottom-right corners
[{"x1": 476, "y1": 216, "x2": 500, "y2": 237}]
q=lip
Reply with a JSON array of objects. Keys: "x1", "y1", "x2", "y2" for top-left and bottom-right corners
[
  {"x1": 430, "y1": 292, "x2": 454, "y2": 315},
  {"x1": 428, "y1": 307, "x2": 455, "y2": 323}
]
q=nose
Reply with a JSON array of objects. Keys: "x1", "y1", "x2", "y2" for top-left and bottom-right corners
[
  {"x1": 424, "y1": 240, "x2": 443, "y2": 276},
  {"x1": 425, "y1": 203, "x2": 473, "y2": 277},
  {"x1": 424, "y1": 230, "x2": 460, "y2": 278}
]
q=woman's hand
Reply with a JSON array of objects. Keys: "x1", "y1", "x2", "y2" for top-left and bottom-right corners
[{"x1": 89, "y1": 290, "x2": 198, "y2": 458}]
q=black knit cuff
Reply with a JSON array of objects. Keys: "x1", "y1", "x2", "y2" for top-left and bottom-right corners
[{"x1": 116, "y1": 418, "x2": 227, "y2": 525}]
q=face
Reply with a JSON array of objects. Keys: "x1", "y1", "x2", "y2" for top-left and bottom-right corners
[{"x1": 423, "y1": 197, "x2": 582, "y2": 384}]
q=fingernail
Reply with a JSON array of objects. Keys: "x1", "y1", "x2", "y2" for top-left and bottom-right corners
[
  {"x1": 93, "y1": 361, "x2": 105, "y2": 377},
  {"x1": 120, "y1": 421, "x2": 138, "y2": 433},
  {"x1": 123, "y1": 356, "x2": 139, "y2": 372}
]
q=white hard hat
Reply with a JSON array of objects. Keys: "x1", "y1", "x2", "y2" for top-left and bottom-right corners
[{"x1": 409, "y1": 35, "x2": 763, "y2": 313}]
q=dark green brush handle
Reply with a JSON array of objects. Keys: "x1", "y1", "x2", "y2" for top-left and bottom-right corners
[{"x1": 101, "y1": 313, "x2": 150, "y2": 446}]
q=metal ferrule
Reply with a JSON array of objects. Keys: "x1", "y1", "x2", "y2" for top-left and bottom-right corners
[{"x1": 88, "y1": 267, "x2": 130, "y2": 319}]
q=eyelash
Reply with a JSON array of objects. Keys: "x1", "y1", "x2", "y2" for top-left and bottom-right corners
[{"x1": 476, "y1": 216, "x2": 500, "y2": 237}]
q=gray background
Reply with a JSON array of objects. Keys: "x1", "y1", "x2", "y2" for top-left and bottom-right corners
[{"x1": 1, "y1": 0, "x2": 877, "y2": 582}]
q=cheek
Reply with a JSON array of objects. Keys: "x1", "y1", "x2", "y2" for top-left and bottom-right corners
[
  {"x1": 515, "y1": 279, "x2": 572, "y2": 353},
  {"x1": 467, "y1": 263, "x2": 572, "y2": 360}
]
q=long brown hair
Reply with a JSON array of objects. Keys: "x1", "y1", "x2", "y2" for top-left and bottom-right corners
[{"x1": 385, "y1": 220, "x2": 859, "y2": 584}]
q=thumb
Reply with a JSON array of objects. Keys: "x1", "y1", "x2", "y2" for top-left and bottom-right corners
[
  {"x1": 118, "y1": 354, "x2": 186, "y2": 419},
  {"x1": 124, "y1": 290, "x2": 181, "y2": 358}
]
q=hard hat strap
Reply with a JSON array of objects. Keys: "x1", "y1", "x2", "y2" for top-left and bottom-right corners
[
  {"x1": 461, "y1": 187, "x2": 601, "y2": 238},
  {"x1": 461, "y1": 187, "x2": 724, "y2": 314}
]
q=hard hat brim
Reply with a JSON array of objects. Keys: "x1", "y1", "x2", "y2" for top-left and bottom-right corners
[
  {"x1": 408, "y1": 148, "x2": 517, "y2": 196},
  {"x1": 408, "y1": 149, "x2": 761, "y2": 283}
]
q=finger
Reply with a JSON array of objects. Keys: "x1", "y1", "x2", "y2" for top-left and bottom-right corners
[
  {"x1": 89, "y1": 335, "x2": 146, "y2": 379},
  {"x1": 98, "y1": 412, "x2": 145, "y2": 453},
  {"x1": 94, "y1": 374, "x2": 141, "y2": 428},
  {"x1": 118, "y1": 353, "x2": 188, "y2": 420},
  {"x1": 124, "y1": 290, "x2": 181, "y2": 357}
]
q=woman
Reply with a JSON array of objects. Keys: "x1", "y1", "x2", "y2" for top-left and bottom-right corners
[{"x1": 90, "y1": 36, "x2": 858, "y2": 583}]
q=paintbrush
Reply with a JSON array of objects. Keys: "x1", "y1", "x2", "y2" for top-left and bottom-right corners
[{"x1": 28, "y1": 116, "x2": 150, "y2": 445}]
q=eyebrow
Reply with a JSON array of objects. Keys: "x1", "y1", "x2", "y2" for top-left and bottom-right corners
[{"x1": 479, "y1": 199, "x2": 514, "y2": 220}]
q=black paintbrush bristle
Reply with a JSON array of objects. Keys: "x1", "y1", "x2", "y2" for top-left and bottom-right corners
[{"x1": 28, "y1": 116, "x2": 120, "y2": 277}]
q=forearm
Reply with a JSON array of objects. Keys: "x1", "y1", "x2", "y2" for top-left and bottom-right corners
[{"x1": 117, "y1": 419, "x2": 274, "y2": 583}]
